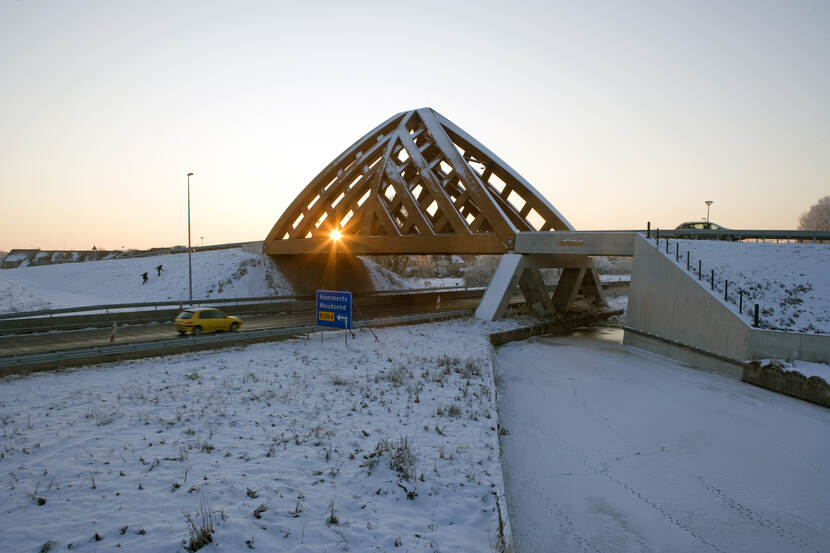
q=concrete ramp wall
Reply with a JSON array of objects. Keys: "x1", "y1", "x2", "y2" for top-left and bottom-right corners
[{"x1": 624, "y1": 234, "x2": 830, "y2": 375}]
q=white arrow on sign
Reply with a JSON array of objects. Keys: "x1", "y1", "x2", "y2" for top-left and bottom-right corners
[{"x1": 336, "y1": 314, "x2": 348, "y2": 323}]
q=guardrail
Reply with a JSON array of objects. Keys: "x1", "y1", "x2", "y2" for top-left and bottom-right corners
[
  {"x1": 0, "y1": 286, "x2": 484, "y2": 321},
  {"x1": 648, "y1": 227, "x2": 830, "y2": 242},
  {"x1": 0, "y1": 308, "x2": 477, "y2": 375},
  {"x1": 0, "y1": 288, "x2": 486, "y2": 335}
]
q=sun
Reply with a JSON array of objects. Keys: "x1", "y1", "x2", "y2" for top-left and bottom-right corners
[{"x1": 330, "y1": 229, "x2": 342, "y2": 241}]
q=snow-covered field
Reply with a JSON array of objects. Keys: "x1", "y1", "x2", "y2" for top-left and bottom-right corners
[
  {"x1": 2, "y1": 240, "x2": 829, "y2": 553},
  {"x1": 661, "y1": 239, "x2": 830, "y2": 333},
  {"x1": 0, "y1": 319, "x2": 521, "y2": 553},
  {"x1": 496, "y1": 331, "x2": 830, "y2": 553},
  {"x1": 0, "y1": 249, "x2": 291, "y2": 313},
  {"x1": 0, "y1": 249, "x2": 422, "y2": 314}
]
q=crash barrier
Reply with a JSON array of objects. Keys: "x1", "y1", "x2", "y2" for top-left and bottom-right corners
[
  {"x1": 646, "y1": 224, "x2": 830, "y2": 243},
  {"x1": 0, "y1": 287, "x2": 485, "y2": 335},
  {"x1": 0, "y1": 309, "x2": 476, "y2": 375}
]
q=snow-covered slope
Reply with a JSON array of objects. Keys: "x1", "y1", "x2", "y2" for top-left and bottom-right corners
[
  {"x1": 660, "y1": 239, "x2": 830, "y2": 333},
  {"x1": 0, "y1": 252, "x2": 469, "y2": 314},
  {"x1": 0, "y1": 249, "x2": 294, "y2": 313}
]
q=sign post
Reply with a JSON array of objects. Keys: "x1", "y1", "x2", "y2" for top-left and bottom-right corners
[{"x1": 316, "y1": 290, "x2": 353, "y2": 344}]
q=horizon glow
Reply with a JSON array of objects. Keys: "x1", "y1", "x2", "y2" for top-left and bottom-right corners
[{"x1": 1, "y1": 1, "x2": 828, "y2": 251}]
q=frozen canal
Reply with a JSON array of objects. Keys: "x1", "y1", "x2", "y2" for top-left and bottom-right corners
[{"x1": 495, "y1": 329, "x2": 830, "y2": 553}]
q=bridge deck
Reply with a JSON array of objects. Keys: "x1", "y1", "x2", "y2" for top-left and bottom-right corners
[{"x1": 514, "y1": 231, "x2": 637, "y2": 256}]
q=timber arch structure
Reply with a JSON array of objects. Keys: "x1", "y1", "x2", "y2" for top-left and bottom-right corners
[
  {"x1": 264, "y1": 107, "x2": 575, "y2": 255},
  {"x1": 264, "y1": 107, "x2": 603, "y2": 316}
]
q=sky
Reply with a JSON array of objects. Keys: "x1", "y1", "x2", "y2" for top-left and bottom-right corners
[{"x1": 1, "y1": 0, "x2": 828, "y2": 251}]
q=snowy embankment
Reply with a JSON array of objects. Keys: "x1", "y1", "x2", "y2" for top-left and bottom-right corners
[
  {"x1": 0, "y1": 249, "x2": 421, "y2": 314},
  {"x1": 661, "y1": 240, "x2": 830, "y2": 334},
  {"x1": 0, "y1": 319, "x2": 520, "y2": 552}
]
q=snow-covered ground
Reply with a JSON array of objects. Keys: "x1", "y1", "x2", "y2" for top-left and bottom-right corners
[
  {"x1": 496, "y1": 331, "x2": 830, "y2": 553},
  {"x1": 0, "y1": 319, "x2": 523, "y2": 553},
  {"x1": 0, "y1": 249, "x2": 292, "y2": 313},
  {"x1": 2, "y1": 240, "x2": 828, "y2": 553},
  {"x1": 659, "y1": 239, "x2": 830, "y2": 333},
  {"x1": 0, "y1": 249, "x2": 436, "y2": 314}
]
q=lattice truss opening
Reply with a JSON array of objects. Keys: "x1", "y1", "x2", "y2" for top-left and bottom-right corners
[{"x1": 265, "y1": 107, "x2": 575, "y2": 255}]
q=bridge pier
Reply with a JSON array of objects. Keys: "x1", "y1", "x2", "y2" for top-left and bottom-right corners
[{"x1": 475, "y1": 254, "x2": 605, "y2": 321}]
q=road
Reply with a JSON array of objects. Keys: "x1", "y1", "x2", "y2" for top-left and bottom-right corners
[
  {"x1": 0, "y1": 296, "x2": 480, "y2": 357},
  {"x1": 496, "y1": 329, "x2": 830, "y2": 553}
]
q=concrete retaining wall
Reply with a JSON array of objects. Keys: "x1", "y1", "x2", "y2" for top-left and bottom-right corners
[
  {"x1": 743, "y1": 362, "x2": 830, "y2": 408},
  {"x1": 624, "y1": 235, "x2": 752, "y2": 362},
  {"x1": 623, "y1": 330, "x2": 744, "y2": 379},
  {"x1": 747, "y1": 330, "x2": 830, "y2": 364},
  {"x1": 624, "y1": 234, "x2": 830, "y2": 401},
  {"x1": 625, "y1": 234, "x2": 830, "y2": 364}
]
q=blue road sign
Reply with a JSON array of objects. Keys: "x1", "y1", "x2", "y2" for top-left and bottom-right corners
[{"x1": 316, "y1": 290, "x2": 352, "y2": 329}]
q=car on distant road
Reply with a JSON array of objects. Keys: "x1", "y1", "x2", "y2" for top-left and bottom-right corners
[
  {"x1": 674, "y1": 221, "x2": 739, "y2": 241},
  {"x1": 174, "y1": 308, "x2": 242, "y2": 335}
]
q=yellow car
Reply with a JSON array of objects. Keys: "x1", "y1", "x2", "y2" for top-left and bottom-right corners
[{"x1": 174, "y1": 308, "x2": 242, "y2": 335}]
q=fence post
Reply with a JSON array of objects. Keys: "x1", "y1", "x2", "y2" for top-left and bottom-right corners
[
  {"x1": 724, "y1": 280, "x2": 728, "y2": 301},
  {"x1": 754, "y1": 304, "x2": 759, "y2": 327},
  {"x1": 656, "y1": 228, "x2": 660, "y2": 244},
  {"x1": 665, "y1": 237, "x2": 669, "y2": 254},
  {"x1": 710, "y1": 269, "x2": 714, "y2": 290},
  {"x1": 676, "y1": 243, "x2": 679, "y2": 261},
  {"x1": 698, "y1": 260, "x2": 702, "y2": 280},
  {"x1": 739, "y1": 290, "x2": 744, "y2": 314},
  {"x1": 647, "y1": 221, "x2": 651, "y2": 239},
  {"x1": 686, "y1": 251, "x2": 690, "y2": 270}
]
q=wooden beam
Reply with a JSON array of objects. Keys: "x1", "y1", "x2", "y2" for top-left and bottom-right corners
[
  {"x1": 265, "y1": 233, "x2": 509, "y2": 255},
  {"x1": 397, "y1": 129, "x2": 470, "y2": 235}
]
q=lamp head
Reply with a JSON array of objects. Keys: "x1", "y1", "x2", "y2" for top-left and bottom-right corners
[{"x1": 187, "y1": 172, "x2": 194, "y2": 177}]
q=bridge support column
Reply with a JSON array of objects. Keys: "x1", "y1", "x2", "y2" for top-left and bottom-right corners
[
  {"x1": 477, "y1": 254, "x2": 606, "y2": 321},
  {"x1": 553, "y1": 268, "x2": 605, "y2": 312},
  {"x1": 475, "y1": 254, "x2": 554, "y2": 321}
]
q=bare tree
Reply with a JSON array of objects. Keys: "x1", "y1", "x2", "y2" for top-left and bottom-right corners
[{"x1": 798, "y1": 196, "x2": 830, "y2": 231}]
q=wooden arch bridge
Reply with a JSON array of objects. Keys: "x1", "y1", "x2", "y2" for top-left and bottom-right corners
[{"x1": 264, "y1": 107, "x2": 607, "y2": 319}]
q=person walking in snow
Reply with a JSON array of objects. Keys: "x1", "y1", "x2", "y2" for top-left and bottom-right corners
[
  {"x1": 155, "y1": 264, "x2": 164, "y2": 276},
  {"x1": 109, "y1": 322, "x2": 117, "y2": 343},
  {"x1": 141, "y1": 272, "x2": 149, "y2": 284}
]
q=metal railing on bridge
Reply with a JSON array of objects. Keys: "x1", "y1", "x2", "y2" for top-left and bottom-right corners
[{"x1": 650, "y1": 227, "x2": 830, "y2": 243}]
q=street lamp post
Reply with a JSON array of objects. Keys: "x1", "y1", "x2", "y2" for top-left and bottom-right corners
[
  {"x1": 705, "y1": 200, "x2": 714, "y2": 222},
  {"x1": 187, "y1": 172, "x2": 194, "y2": 304}
]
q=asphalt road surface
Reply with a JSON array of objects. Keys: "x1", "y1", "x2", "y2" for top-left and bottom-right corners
[{"x1": 0, "y1": 296, "x2": 480, "y2": 357}]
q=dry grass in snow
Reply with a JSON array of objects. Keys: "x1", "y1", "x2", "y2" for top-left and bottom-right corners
[{"x1": 0, "y1": 319, "x2": 518, "y2": 552}]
